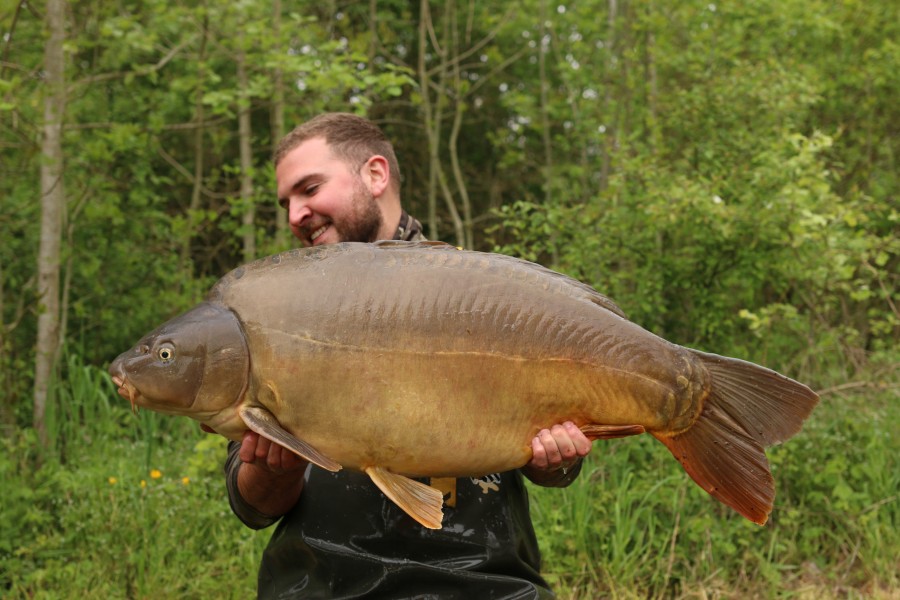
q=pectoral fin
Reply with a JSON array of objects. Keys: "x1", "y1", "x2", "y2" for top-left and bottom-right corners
[
  {"x1": 240, "y1": 406, "x2": 341, "y2": 472},
  {"x1": 365, "y1": 466, "x2": 444, "y2": 529},
  {"x1": 580, "y1": 424, "x2": 646, "y2": 440}
]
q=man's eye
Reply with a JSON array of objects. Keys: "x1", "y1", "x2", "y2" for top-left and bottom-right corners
[{"x1": 305, "y1": 185, "x2": 319, "y2": 196}]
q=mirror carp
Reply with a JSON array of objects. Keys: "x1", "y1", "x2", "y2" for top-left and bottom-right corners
[{"x1": 109, "y1": 241, "x2": 819, "y2": 529}]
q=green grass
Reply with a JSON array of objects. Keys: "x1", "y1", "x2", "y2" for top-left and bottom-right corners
[{"x1": 1, "y1": 355, "x2": 897, "y2": 598}]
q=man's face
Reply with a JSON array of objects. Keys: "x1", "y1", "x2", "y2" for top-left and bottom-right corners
[{"x1": 276, "y1": 137, "x2": 384, "y2": 247}]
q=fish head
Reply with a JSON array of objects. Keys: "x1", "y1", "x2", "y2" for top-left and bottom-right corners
[{"x1": 109, "y1": 302, "x2": 250, "y2": 418}]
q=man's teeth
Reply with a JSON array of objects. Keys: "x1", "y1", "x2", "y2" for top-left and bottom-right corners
[{"x1": 310, "y1": 225, "x2": 328, "y2": 241}]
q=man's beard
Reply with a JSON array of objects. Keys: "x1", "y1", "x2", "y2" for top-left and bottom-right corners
[{"x1": 336, "y1": 180, "x2": 384, "y2": 243}]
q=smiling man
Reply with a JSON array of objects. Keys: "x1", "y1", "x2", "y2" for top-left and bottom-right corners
[
  {"x1": 224, "y1": 112, "x2": 592, "y2": 599},
  {"x1": 275, "y1": 116, "x2": 407, "y2": 247}
]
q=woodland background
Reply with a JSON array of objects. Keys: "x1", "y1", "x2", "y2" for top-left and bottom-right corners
[{"x1": 1, "y1": 0, "x2": 898, "y2": 597}]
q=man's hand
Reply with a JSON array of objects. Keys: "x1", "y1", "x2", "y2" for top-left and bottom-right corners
[
  {"x1": 239, "y1": 430, "x2": 308, "y2": 474},
  {"x1": 236, "y1": 431, "x2": 309, "y2": 518},
  {"x1": 522, "y1": 421, "x2": 592, "y2": 487}
]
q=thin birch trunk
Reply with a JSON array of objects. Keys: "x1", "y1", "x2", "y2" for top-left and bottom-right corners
[
  {"x1": 538, "y1": 0, "x2": 559, "y2": 266},
  {"x1": 271, "y1": 0, "x2": 288, "y2": 248},
  {"x1": 34, "y1": 0, "x2": 66, "y2": 448},
  {"x1": 448, "y1": 4, "x2": 472, "y2": 249},
  {"x1": 237, "y1": 29, "x2": 255, "y2": 262},
  {"x1": 601, "y1": 0, "x2": 617, "y2": 190},
  {"x1": 184, "y1": 8, "x2": 209, "y2": 276},
  {"x1": 418, "y1": 0, "x2": 439, "y2": 241}
]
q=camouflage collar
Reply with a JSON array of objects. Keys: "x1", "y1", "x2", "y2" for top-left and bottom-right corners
[{"x1": 395, "y1": 211, "x2": 426, "y2": 242}]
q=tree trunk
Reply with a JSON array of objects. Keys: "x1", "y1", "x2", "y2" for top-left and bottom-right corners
[
  {"x1": 0, "y1": 259, "x2": 10, "y2": 435},
  {"x1": 34, "y1": 0, "x2": 67, "y2": 448},
  {"x1": 237, "y1": 29, "x2": 255, "y2": 262},
  {"x1": 418, "y1": 0, "x2": 439, "y2": 241},
  {"x1": 538, "y1": 0, "x2": 558, "y2": 266},
  {"x1": 271, "y1": 0, "x2": 288, "y2": 249},
  {"x1": 601, "y1": 0, "x2": 617, "y2": 190},
  {"x1": 183, "y1": 7, "x2": 209, "y2": 279},
  {"x1": 418, "y1": 0, "x2": 465, "y2": 246},
  {"x1": 448, "y1": 5, "x2": 473, "y2": 249},
  {"x1": 645, "y1": 2, "x2": 660, "y2": 153}
]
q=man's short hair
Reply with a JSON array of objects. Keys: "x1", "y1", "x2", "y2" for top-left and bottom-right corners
[{"x1": 274, "y1": 113, "x2": 401, "y2": 188}]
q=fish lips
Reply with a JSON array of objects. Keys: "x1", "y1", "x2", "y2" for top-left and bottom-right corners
[{"x1": 109, "y1": 368, "x2": 139, "y2": 412}]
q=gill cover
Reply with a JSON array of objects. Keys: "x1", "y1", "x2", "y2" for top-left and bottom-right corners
[{"x1": 109, "y1": 302, "x2": 249, "y2": 415}]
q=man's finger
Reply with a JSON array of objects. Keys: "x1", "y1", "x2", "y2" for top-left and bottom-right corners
[
  {"x1": 550, "y1": 424, "x2": 577, "y2": 461},
  {"x1": 565, "y1": 421, "x2": 593, "y2": 455},
  {"x1": 239, "y1": 431, "x2": 260, "y2": 463},
  {"x1": 530, "y1": 436, "x2": 548, "y2": 469},
  {"x1": 539, "y1": 428, "x2": 562, "y2": 465}
]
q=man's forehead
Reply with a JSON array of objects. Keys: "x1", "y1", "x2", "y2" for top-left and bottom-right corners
[
  {"x1": 281, "y1": 137, "x2": 333, "y2": 166},
  {"x1": 276, "y1": 138, "x2": 341, "y2": 182}
]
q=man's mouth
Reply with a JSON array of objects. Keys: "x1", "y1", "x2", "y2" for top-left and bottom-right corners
[{"x1": 310, "y1": 224, "x2": 329, "y2": 243}]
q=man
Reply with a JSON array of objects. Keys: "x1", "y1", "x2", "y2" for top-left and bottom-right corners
[{"x1": 224, "y1": 112, "x2": 593, "y2": 598}]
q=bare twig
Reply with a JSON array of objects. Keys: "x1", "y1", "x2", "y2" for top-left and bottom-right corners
[
  {"x1": 63, "y1": 114, "x2": 232, "y2": 131},
  {"x1": 156, "y1": 146, "x2": 233, "y2": 200},
  {"x1": 816, "y1": 380, "x2": 899, "y2": 397}
]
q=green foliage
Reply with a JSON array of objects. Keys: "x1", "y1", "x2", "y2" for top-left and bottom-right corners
[{"x1": 488, "y1": 0, "x2": 898, "y2": 380}]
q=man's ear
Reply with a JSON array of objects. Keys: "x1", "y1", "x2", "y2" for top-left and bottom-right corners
[{"x1": 361, "y1": 155, "x2": 390, "y2": 198}]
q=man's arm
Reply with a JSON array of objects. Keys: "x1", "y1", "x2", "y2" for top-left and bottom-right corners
[
  {"x1": 521, "y1": 421, "x2": 592, "y2": 488},
  {"x1": 225, "y1": 431, "x2": 309, "y2": 528}
]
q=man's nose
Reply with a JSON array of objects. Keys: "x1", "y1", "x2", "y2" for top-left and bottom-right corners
[{"x1": 288, "y1": 199, "x2": 312, "y2": 228}]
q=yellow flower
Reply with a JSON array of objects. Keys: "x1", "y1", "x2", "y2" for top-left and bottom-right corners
[
  {"x1": 140, "y1": 479, "x2": 147, "y2": 488},
  {"x1": 150, "y1": 469, "x2": 162, "y2": 479},
  {"x1": 181, "y1": 477, "x2": 190, "y2": 486},
  {"x1": 108, "y1": 477, "x2": 118, "y2": 485}
]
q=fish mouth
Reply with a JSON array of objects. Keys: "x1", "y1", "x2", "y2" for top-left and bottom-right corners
[{"x1": 111, "y1": 374, "x2": 140, "y2": 414}]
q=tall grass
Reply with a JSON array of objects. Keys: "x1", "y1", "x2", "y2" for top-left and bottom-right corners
[{"x1": 2, "y1": 353, "x2": 898, "y2": 598}]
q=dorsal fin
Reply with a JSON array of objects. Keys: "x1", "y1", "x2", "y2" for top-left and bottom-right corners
[
  {"x1": 371, "y1": 240, "x2": 628, "y2": 318},
  {"x1": 372, "y1": 239, "x2": 459, "y2": 251}
]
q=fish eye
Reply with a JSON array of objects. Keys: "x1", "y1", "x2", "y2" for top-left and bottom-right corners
[{"x1": 157, "y1": 346, "x2": 175, "y2": 363}]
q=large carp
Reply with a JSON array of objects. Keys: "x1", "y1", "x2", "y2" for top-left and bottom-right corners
[{"x1": 109, "y1": 241, "x2": 818, "y2": 529}]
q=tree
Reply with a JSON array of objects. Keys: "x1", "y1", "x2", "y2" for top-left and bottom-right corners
[{"x1": 33, "y1": 0, "x2": 67, "y2": 448}]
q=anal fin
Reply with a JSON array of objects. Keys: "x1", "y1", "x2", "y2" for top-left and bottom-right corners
[
  {"x1": 365, "y1": 466, "x2": 444, "y2": 529},
  {"x1": 581, "y1": 424, "x2": 645, "y2": 440},
  {"x1": 240, "y1": 406, "x2": 341, "y2": 472}
]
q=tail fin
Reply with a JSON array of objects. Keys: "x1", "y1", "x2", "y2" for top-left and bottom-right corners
[{"x1": 652, "y1": 351, "x2": 819, "y2": 525}]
